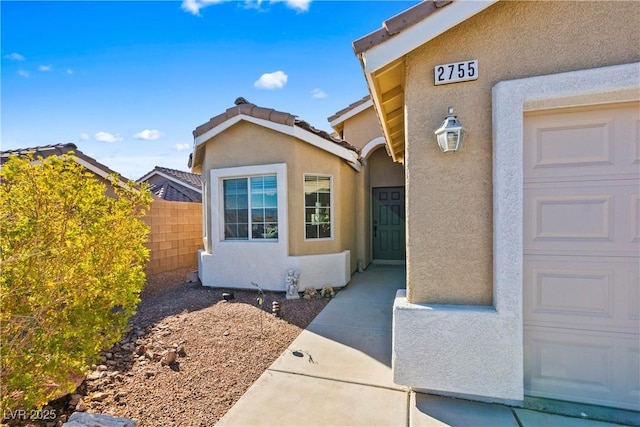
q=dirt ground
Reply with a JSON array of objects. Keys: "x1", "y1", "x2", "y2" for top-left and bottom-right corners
[{"x1": 5, "y1": 269, "x2": 330, "y2": 427}]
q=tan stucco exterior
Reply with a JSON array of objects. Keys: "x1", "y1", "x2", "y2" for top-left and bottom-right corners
[
  {"x1": 368, "y1": 147, "x2": 404, "y2": 189},
  {"x1": 200, "y1": 120, "x2": 360, "y2": 272},
  {"x1": 341, "y1": 107, "x2": 383, "y2": 151},
  {"x1": 399, "y1": 0, "x2": 640, "y2": 305}
]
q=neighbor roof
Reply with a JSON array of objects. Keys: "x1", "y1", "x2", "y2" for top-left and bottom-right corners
[
  {"x1": 0, "y1": 142, "x2": 131, "y2": 187},
  {"x1": 137, "y1": 166, "x2": 202, "y2": 203},
  {"x1": 190, "y1": 97, "x2": 361, "y2": 172}
]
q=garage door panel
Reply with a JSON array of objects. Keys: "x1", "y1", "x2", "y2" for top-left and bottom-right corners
[
  {"x1": 524, "y1": 181, "x2": 638, "y2": 256},
  {"x1": 524, "y1": 256, "x2": 639, "y2": 333},
  {"x1": 524, "y1": 102, "x2": 640, "y2": 410},
  {"x1": 633, "y1": 194, "x2": 640, "y2": 244},
  {"x1": 532, "y1": 119, "x2": 614, "y2": 168},
  {"x1": 525, "y1": 102, "x2": 640, "y2": 181},
  {"x1": 525, "y1": 327, "x2": 640, "y2": 410},
  {"x1": 631, "y1": 274, "x2": 640, "y2": 321},
  {"x1": 626, "y1": 347, "x2": 640, "y2": 401}
]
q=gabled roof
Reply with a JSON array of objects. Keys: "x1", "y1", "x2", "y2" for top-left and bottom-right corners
[
  {"x1": 137, "y1": 166, "x2": 202, "y2": 203},
  {"x1": 0, "y1": 142, "x2": 131, "y2": 188},
  {"x1": 190, "y1": 97, "x2": 361, "y2": 172},
  {"x1": 353, "y1": 0, "x2": 498, "y2": 163},
  {"x1": 327, "y1": 95, "x2": 374, "y2": 130}
]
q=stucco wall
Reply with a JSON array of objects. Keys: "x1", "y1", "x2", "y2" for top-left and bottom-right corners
[
  {"x1": 342, "y1": 107, "x2": 383, "y2": 151},
  {"x1": 144, "y1": 199, "x2": 203, "y2": 275},
  {"x1": 200, "y1": 120, "x2": 361, "y2": 272},
  {"x1": 369, "y1": 147, "x2": 404, "y2": 189},
  {"x1": 404, "y1": 0, "x2": 640, "y2": 305}
]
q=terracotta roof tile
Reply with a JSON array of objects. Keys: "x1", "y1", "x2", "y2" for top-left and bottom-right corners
[
  {"x1": 295, "y1": 119, "x2": 358, "y2": 152},
  {"x1": 193, "y1": 97, "x2": 357, "y2": 152},
  {"x1": 353, "y1": 0, "x2": 452, "y2": 54},
  {"x1": 327, "y1": 95, "x2": 371, "y2": 123}
]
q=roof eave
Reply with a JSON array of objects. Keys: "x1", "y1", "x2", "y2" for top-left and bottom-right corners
[
  {"x1": 355, "y1": 0, "x2": 498, "y2": 164},
  {"x1": 193, "y1": 114, "x2": 361, "y2": 171},
  {"x1": 358, "y1": 1, "x2": 497, "y2": 74}
]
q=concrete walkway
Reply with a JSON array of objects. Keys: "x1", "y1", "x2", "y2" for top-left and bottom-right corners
[{"x1": 216, "y1": 265, "x2": 629, "y2": 427}]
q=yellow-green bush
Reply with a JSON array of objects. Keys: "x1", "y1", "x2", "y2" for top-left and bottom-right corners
[{"x1": 0, "y1": 153, "x2": 151, "y2": 411}]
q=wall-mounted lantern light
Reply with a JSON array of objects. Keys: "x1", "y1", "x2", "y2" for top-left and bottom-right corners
[{"x1": 434, "y1": 107, "x2": 464, "y2": 152}]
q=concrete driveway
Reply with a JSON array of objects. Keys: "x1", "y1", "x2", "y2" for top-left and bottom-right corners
[{"x1": 216, "y1": 265, "x2": 626, "y2": 427}]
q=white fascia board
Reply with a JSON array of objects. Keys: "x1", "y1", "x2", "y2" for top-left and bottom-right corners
[
  {"x1": 361, "y1": 0, "x2": 498, "y2": 74},
  {"x1": 137, "y1": 170, "x2": 202, "y2": 194},
  {"x1": 291, "y1": 126, "x2": 361, "y2": 170},
  {"x1": 195, "y1": 114, "x2": 361, "y2": 171},
  {"x1": 194, "y1": 115, "x2": 244, "y2": 147},
  {"x1": 329, "y1": 99, "x2": 374, "y2": 128}
]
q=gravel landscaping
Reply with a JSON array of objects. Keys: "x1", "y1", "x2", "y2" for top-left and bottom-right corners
[{"x1": 5, "y1": 269, "x2": 330, "y2": 427}]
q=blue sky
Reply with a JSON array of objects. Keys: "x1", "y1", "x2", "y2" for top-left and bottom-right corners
[{"x1": 2, "y1": 0, "x2": 417, "y2": 180}]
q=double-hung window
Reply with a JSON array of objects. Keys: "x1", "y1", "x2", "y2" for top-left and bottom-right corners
[
  {"x1": 223, "y1": 175, "x2": 278, "y2": 240},
  {"x1": 304, "y1": 175, "x2": 332, "y2": 239}
]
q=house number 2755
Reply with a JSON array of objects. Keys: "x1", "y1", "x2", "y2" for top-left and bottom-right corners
[{"x1": 434, "y1": 60, "x2": 478, "y2": 86}]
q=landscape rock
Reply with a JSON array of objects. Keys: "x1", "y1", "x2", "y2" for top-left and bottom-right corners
[
  {"x1": 69, "y1": 394, "x2": 82, "y2": 407},
  {"x1": 64, "y1": 411, "x2": 137, "y2": 427},
  {"x1": 161, "y1": 350, "x2": 177, "y2": 366},
  {"x1": 90, "y1": 392, "x2": 108, "y2": 402},
  {"x1": 47, "y1": 269, "x2": 329, "y2": 426},
  {"x1": 87, "y1": 372, "x2": 102, "y2": 381},
  {"x1": 75, "y1": 398, "x2": 87, "y2": 412},
  {"x1": 176, "y1": 345, "x2": 187, "y2": 357}
]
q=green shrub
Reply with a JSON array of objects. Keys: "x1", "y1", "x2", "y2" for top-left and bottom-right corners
[{"x1": 0, "y1": 153, "x2": 151, "y2": 411}]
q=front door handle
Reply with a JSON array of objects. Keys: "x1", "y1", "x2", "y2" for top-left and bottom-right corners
[{"x1": 373, "y1": 225, "x2": 377, "y2": 238}]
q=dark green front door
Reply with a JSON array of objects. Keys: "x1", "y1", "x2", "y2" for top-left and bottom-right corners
[{"x1": 372, "y1": 187, "x2": 405, "y2": 260}]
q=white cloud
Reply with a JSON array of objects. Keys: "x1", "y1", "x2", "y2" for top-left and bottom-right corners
[
  {"x1": 79, "y1": 133, "x2": 90, "y2": 141},
  {"x1": 133, "y1": 129, "x2": 164, "y2": 140},
  {"x1": 253, "y1": 71, "x2": 288, "y2": 90},
  {"x1": 17, "y1": 70, "x2": 29, "y2": 78},
  {"x1": 66, "y1": 68, "x2": 74, "y2": 75},
  {"x1": 181, "y1": 0, "x2": 224, "y2": 16},
  {"x1": 39, "y1": 65, "x2": 52, "y2": 72},
  {"x1": 182, "y1": 0, "x2": 310, "y2": 15},
  {"x1": 95, "y1": 131, "x2": 123, "y2": 143},
  {"x1": 274, "y1": 0, "x2": 311, "y2": 12},
  {"x1": 311, "y1": 88, "x2": 327, "y2": 99},
  {"x1": 4, "y1": 52, "x2": 25, "y2": 61},
  {"x1": 174, "y1": 143, "x2": 191, "y2": 151}
]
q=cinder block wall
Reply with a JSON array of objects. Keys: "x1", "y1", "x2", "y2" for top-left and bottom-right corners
[{"x1": 144, "y1": 199, "x2": 203, "y2": 275}]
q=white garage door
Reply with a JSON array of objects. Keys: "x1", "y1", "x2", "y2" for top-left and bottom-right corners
[{"x1": 523, "y1": 102, "x2": 640, "y2": 410}]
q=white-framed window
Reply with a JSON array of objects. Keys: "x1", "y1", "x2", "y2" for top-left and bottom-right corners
[
  {"x1": 304, "y1": 175, "x2": 332, "y2": 239},
  {"x1": 223, "y1": 174, "x2": 278, "y2": 240}
]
